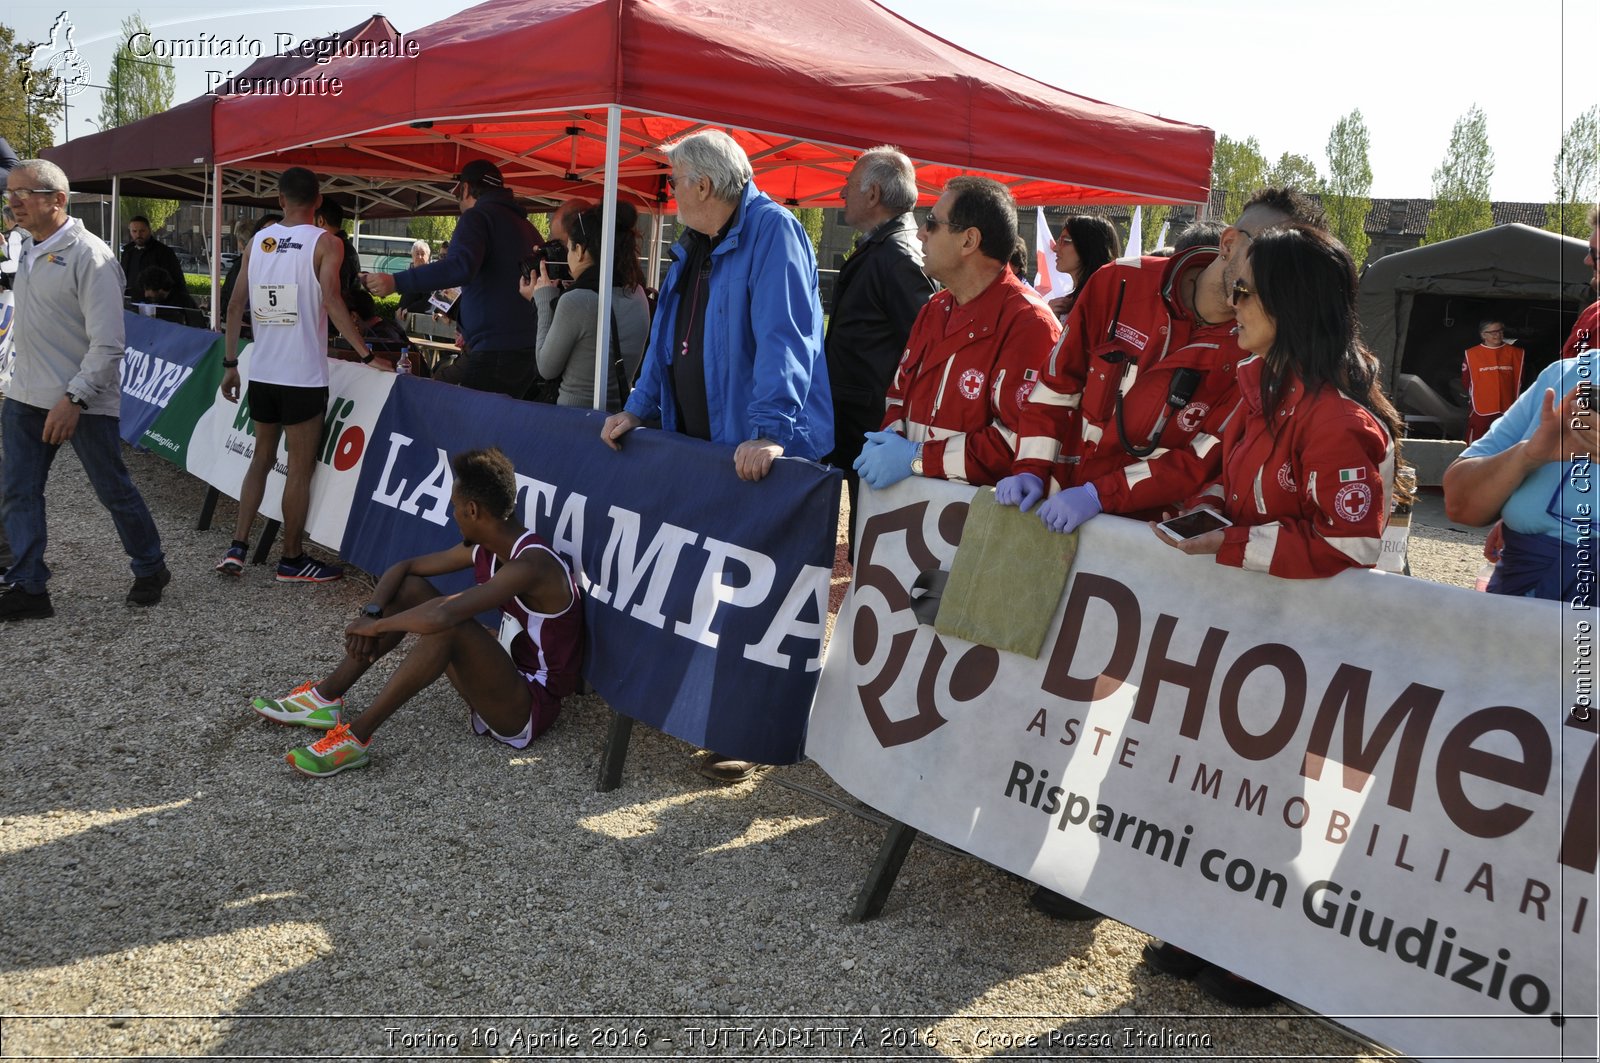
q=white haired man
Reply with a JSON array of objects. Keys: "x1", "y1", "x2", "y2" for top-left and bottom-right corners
[
  {"x1": 598, "y1": 129, "x2": 832, "y2": 781},
  {"x1": 825, "y1": 146, "x2": 934, "y2": 557},
  {"x1": 2, "y1": 159, "x2": 170, "y2": 619}
]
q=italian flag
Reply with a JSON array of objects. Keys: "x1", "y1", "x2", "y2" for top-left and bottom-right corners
[{"x1": 1339, "y1": 468, "x2": 1366, "y2": 482}]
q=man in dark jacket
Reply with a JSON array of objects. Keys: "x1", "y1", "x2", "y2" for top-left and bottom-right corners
[
  {"x1": 119, "y1": 216, "x2": 185, "y2": 304},
  {"x1": 138, "y1": 266, "x2": 204, "y2": 328},
  {"x1": 365, "y1": 159, "x2": 543, "y2": 398},
  {"x1": 824, "y1": 147, "x2": 934, "y2": 556}
]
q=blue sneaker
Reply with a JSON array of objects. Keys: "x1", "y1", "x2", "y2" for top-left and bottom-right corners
[
  {"x1": 275, "y1": 555, "x2": 344, "y2": 583},
  {"x1": 215, "y1": 544, "x2": 246, "y2": 577}
]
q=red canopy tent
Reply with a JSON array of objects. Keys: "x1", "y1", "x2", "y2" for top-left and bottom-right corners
[{"x1": 211, "y1": 0, "x2": 1213, "y2": 209}]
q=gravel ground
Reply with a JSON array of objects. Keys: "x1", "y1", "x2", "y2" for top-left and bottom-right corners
[{"x1": 0, "y1": 443, "x2": 1482, "y2": 1060}]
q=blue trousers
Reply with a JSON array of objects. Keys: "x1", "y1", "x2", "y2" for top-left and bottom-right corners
[{"x1": 1, "y1": 398, "x2": 166, "y2": 594}]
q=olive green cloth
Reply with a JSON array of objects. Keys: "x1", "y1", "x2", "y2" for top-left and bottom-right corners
[{"x1": 933, "y1": 490, "x2": 1078, "y2": 658}]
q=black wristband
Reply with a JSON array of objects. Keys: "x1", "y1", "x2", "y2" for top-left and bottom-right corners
[{"x1": 222, "y1": 358, "x2": 239, "y2": 369}]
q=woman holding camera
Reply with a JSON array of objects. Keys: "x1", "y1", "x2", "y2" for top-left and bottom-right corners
[
  {"x1": 1151, "y1": 223, "x2": 1405, "y2": 578},
  {"x1": 521, "y1": 201, "x2": 651, "y2": 410}
]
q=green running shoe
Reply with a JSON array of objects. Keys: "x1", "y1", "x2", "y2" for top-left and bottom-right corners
[
  {"x1": 285, "y1": 722, "x2": 370, "y2": 778},
  {"x1": 253, "y1": 680, "x2": 343, "y2": 729}
]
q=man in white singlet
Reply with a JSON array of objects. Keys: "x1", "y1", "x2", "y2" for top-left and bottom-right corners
[{"x1": 219, "y1": 166, "x2": 376, "y2": 583}]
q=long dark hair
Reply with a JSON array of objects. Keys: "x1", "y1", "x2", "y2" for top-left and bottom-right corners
[
  {"x1": 1247, "y1": 224, "x2": 1404, "y2": 447},
  {"x1": 569, "y1": 201, "x2": 643, "y2": 291},
  {"x1": 1061, "y1": 214, "x2": 1120, "y2": 289}
]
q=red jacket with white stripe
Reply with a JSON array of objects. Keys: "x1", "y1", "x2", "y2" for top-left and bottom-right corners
[
  {"x1": 1010, "y1": 249, "x2": 1248, "y2": 517},
  {"x1": 1563, "y1": 301, "x2": 1599, "y2": 359},
  {"x1": 1182, "y1": 357, "x2": 1395, "y2": 579},
  {"x1": 881, "y1": 268, "x2": 1060, "y2": 485}
]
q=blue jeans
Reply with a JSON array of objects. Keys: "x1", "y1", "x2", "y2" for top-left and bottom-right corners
[{"x1": 1, "y1": 398, "x2": 166, "y2": 594}]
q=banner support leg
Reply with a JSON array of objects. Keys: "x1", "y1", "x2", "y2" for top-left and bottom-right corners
[
  {"x1": 197, "y1": 486, "x2": 220, "y2": 531},
  {"x1": 849, "y1": 820, "x2": 918, "y2": 922},
  {"x1": 253, "y1": 520, "x2": 279, "y2": 565},
  {"x1": 595, "y1": 710, "x2": 634, "y2": 792}
]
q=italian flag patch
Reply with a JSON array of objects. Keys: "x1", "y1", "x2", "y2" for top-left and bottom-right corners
[{"x1": 1338, "y1": 468, "x2": 1366, "y2": 482}]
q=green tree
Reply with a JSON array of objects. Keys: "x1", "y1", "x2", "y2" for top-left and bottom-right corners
[
  {"x1": 1141, "y1": 205, "x2": 1171, "y2": 251},
  {"x1": 1, "y1": 22, "x2": 63, "y2": 156},
  {"x1": 793, "y1": 206, "x2": 824, "y2": 254},
  {"x1": 1548, "y1": 105, "x2": 1598, "y2": 238},
  {"x1": 1422, "y1": 105, "x2": 1494, "y2": 245},
  {"x1": 1266, "y1": 152, "x2": 1319, "y2": 191},
  {"x1": 99, "y1": 14, "x2": 178, "y2": 231},
  {"x1": 1322, "y1": 109, "x2": 1373, "y2": 267},
  {"x1": 408, "y1": 214, "x2": 458, "y2": 252},
  {"x1": 1211, "y1": 134, "x2": 1268, "y2": 221}
]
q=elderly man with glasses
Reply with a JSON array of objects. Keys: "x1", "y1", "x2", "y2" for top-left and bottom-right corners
[
  {"x1": 1, "y1": 159, "x2": 170, "y2": 620},
  {"x1": 850, "y1": 176, "x2": 1059, "y2": 490},
  {"x1": 598, "y1": 128, "x2": 832, "y2": 784}
]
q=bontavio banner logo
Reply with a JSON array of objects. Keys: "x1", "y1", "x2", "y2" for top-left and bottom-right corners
[
  {"x1": 119, "y1": 312, "x2": 219, "y2": 447},
  {"x1": 340, "y1": 377, "x2": 841, "y2": 764}
]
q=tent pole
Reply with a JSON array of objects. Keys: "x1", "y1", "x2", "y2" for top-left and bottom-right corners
[
  {"x1": 647, "y1": 210, "x2": 664, "y2": 289},
  {"x1": 592, "y1": 104, "x2": 622, "y2": 412},
  {"x1": 209, "y1": 166, "x2": 223, "y2": 329},
  {"x1": 110, "y1": 174, "x2": 121, "y2": 251}
]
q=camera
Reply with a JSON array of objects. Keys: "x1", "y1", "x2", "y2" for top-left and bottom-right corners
[{"x1": 520, "y1": 242, "x2": 570, "y2": 284}]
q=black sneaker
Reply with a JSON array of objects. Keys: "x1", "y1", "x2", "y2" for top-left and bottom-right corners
[
  {"x1": 127, "y1": 567, "x2": 172, "y2": 606},
  {"x1": 1028, "y1": 885, "x2": 1103, "y2": 922},
  {"x1": 0, "y1": 584, "x2": 54, "y2": 621},
  {"x1": 1141, "y1": 940, "x2": 1208, "y2": 979},
  {"x1": 1195, "y1": 965, "x2": 1281, "y2": 1009}
]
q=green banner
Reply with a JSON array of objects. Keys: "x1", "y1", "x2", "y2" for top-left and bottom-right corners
[{"x1": 140, "y1": 341, "x2": 233, "y2": 469}]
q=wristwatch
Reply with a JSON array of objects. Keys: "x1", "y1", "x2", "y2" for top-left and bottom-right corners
[
  {"x1": 910, "y1": 442, "x2": 924, "y2": 476},
  {"x1": 68, "y1": 394, "x2": 89, "y2": 411},
  {"x1": 360, "y1": 344, "x2": 375, "y2": 365},
  {"x1": 360, "y1": 602, "x2": 383, "y2": 619}
]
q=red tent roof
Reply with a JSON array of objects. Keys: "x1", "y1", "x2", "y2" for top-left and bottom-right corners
[{"x1": 213, "y1": 0, "x2": 1213, "y2": 207}]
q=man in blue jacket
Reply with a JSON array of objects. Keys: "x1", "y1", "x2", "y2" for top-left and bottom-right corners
[
  {"x1": 365, "y1": 159, "x2": 542, "y2": 398},
  {"x1": 600, "y1": 130, "x2": 831, "y2": 482},
  {"x1": 599, "y1": 129, "x2": 831, "y2": 784}
]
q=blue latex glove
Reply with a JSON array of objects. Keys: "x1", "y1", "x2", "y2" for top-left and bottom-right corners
[
  {"x1": 1037, "y1": 482, "x2": 1101, "y2": 533},
  {"x1": 853, "y1": 430, "x2": 918, "y2": 489},
  {"x1": 994, "y1": 472, "x2": 1045, "y2": 512}
]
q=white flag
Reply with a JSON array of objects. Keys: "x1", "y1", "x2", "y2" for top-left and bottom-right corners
[
  {"x1": 1124, "y1": 205, "x2": 1143, "y2": 258},
  {"x1": 1032, "y1": 206, "x2": 1073, "y2": 296}
]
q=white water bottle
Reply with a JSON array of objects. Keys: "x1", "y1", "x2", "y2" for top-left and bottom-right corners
[{"x1": 396, "y1": 347, "x2": 412, "y2": 375}]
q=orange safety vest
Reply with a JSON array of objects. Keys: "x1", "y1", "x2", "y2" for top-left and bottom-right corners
[{"x1": 1462, "y1": 343, "x2": 1525, "y2": 416}]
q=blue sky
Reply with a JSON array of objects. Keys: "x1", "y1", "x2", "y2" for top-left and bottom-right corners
[{"x1": 13, "y1": 0, "x2": 1598, "y2": 202}]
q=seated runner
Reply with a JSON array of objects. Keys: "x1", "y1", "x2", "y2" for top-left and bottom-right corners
[{"x1": 252, "y1": 447, "x2": 583, "y2": 777}]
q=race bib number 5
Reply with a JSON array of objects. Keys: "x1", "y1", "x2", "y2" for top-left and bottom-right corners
[{"x1": 253, "y1": 282, "x2": 299, "y2": 326}]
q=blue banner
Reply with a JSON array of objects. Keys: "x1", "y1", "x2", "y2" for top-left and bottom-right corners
[
  {"x1": 119, "y1": 312, "x2": 220, "y2": 447},
  {"x1": 340, "y1": 376, "x2": 841, "y2": 764}
]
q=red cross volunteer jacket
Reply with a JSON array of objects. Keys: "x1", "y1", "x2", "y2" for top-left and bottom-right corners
[
  {"x1": 1010, "y1": 248, "x2": 1249, "y2": 518},
  {"x1": 1179, "y1": 357, "x2": 1396, "y2": 579},
  {"x1": 881, "y1": 268, "x2": 1059, "y2": 484}
]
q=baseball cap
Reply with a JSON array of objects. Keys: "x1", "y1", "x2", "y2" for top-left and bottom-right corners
[{"x1": 454, "y1": 159, "x2": 504, "y2": 190}]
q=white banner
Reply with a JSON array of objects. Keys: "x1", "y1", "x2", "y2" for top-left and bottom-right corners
[
  {"x1": 810, "y1": 478, "x2": 1596, "y2": 1063},
  {"x1": 185, "y1": 347, "x2": 397, "y2": 550}
]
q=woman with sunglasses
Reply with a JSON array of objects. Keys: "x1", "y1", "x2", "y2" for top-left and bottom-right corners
[
  {"x1": 1152, "y1": 223, "x2": 1405, "y2": 579},
  {"x1": 1046, "y1": 214, "x2": 1119, "y2": 320},
  {"x1": 522, "y1": 201, "x2": 651, "y2": 411}
]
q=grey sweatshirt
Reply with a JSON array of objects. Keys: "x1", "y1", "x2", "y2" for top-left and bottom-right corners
[{"x1": 10, "y1": 217, "x2": 127, "y2": 416}]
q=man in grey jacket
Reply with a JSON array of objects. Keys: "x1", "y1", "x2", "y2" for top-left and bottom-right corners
[{"x1": 1, "y1": 159, "x2": 169, "y2": 620}]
